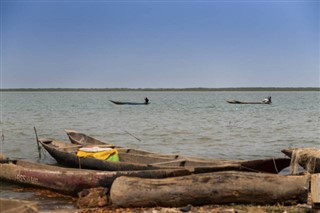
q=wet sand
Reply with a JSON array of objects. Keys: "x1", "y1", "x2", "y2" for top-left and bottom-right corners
[{"x1": 1, "y1": 187, "x2": 312, "y2": 213}]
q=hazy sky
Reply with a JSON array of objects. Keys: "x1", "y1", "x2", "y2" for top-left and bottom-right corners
[{"x1": 1, "y1": 0, "x2": 319, "y2": 88}]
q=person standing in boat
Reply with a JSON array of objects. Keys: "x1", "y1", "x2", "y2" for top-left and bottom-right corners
[
  {"x1": 262, "y1": 96, "x2": 271, "y2": 104},
  {"x1": 144, "y1": 97, "x2": 149, "y2": 104}
]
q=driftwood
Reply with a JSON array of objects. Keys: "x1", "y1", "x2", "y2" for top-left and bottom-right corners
[
  {"x1": 110, "y1": 171, "x2": 310, "y2": 207},
  {"x1": 282, "y1": 148, "x2": 320, "y2": 174},
  {"x1": 77, "y1": 187, "x2": 109, "y2": 209}
]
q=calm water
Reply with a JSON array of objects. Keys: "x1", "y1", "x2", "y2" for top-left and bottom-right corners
[{"x1": 1, "y1": 91, "x2": 319, "y2": 209}]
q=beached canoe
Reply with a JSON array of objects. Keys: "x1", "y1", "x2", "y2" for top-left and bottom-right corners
[
  {"x1": 39, "y1": 137, "x2": 290, "y2": 174},
  {"x1": 226, "y1": 100, "x2": 271, "y2": 104},
  {"x1": 0, "y1": 156, "x2": 190, "y2": 195},
  {"x1": 38, "y1": 138, "x2": 175, "y2": 171},
  {"x1": 109, "y1": 100, "x2": 150, "y2": 105},
  {"x1": 282, "y1": 148, "x2": 320, "y2": 174},
  {"x1": 64, "y1": 129, "x2": 291, "y2": 173}
]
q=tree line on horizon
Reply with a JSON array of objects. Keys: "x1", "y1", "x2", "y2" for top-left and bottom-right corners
[{"x1": 0, "y1": 87, "x2": 319, "y2": 92}]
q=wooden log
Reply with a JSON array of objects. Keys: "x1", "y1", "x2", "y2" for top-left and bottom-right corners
[{"x1": 110, "y1": 171, "x2": 310, "y2": 207}]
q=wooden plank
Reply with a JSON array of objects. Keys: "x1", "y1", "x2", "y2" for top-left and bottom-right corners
[{"x1": 311, "y1": 174, "x2": 320, "y2": 209}]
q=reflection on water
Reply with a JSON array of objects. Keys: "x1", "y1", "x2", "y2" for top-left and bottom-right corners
[{"x1": 0, "y1": 183, "x2": 76, "y2": 211}]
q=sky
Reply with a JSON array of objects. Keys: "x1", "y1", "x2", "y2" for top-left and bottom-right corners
[{"x1": 1, "y1": 0, "x2": 319, "y2": 88}]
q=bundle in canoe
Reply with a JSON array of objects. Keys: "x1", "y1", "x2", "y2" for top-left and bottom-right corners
[
  {"x1": 110, "y1": 171, "x2": 310, "y2": 207},
  {"x1": 282, "y1": 147, "x2": 320, "y2": 174},
  {"x1": 0, "y1": 155, "x2": 189, "y2": 195},
  {"x1": 39, "y1": 137, "x2": 290, "y2": 174}
]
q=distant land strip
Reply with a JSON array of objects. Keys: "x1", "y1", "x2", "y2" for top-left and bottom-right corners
[{"x1": 0, "y1": 87, "x2": 319, "y2": 92}]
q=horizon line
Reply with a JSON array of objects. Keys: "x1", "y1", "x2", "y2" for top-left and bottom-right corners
[{"x1": 1, "y1": 87, "x2": 319, "y2": 91}]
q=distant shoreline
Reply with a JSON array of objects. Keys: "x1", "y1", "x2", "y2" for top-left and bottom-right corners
[{"x1": 0, "y1": 87, "x2": 319, "y2": 92}]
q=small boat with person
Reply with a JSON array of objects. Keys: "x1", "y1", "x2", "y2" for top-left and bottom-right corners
[
  {"x1": 226, "y1": 96, "x2": 272, "y2": 104},
  {"x1": 109, "y1": 97, "x2": 150, "y2": 105}
]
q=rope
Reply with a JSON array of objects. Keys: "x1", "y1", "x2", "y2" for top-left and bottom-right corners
[
  {"x1": 272, "y1": 157, "x2": 279, "y2": 174},
  {"x1": 78, "y1": 157, "x2": 82, "y2": 169},
  {"x1": 239, "y1": 165, "x2": 269, "y2": 173}
]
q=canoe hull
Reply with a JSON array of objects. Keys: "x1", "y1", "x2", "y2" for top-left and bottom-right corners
[
  {"x1": 41, "y1": 136, "x2": 290, "y2": 174},
  {"x1": 0, "y1": 158, "x2": 190, "y2": 195},
  {"x1": 39, "y1": 139, "x2": 166, "y2": 171}
]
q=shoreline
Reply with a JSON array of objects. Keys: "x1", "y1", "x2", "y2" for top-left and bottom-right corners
[{"x1": 2, "y1": 190, "x2": 312, "y2": 213}]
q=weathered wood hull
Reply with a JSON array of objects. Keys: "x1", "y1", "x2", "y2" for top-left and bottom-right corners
[
  {"x1": 282, "y1": 148, "x2": 320, "y2": 174},
  {"x1": 39, "y1": 138, "x2": 290, "y2": 173},
  {"x1": 39, "y1": 139, "x2": 169, "y2": 171},
  {"x1": 65, "y1": 129, "x2": 109, "y2": 146},
  {"x1": 110, "y1": 171, "x2": 310, "y2": 207},
  {"x1": 0, "y1": 158, "x2": 190, "y2": 195}
]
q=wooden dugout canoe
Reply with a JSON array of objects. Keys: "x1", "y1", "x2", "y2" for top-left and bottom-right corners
[
  {"x1": 0, "y1": 156, "x2": 190, "y2": 195},
  {"x1": 38, "y1": 138, "x2": 173, "y2": 171},
  {"x1": 41, "y1": 136, "x2": 290, "y2": 174}
]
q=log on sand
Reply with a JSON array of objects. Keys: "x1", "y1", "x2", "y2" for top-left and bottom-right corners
[{"x1": 110, "y1": 171, "x2": 310, "y2": 208}]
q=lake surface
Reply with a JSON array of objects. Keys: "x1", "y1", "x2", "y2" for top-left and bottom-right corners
[{"x1": 1, "y1": 91, "x2": 319, "y2": 209}]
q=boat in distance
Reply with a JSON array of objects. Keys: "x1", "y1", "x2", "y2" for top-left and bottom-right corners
[
  {"x1": 109, "y1": 100, "x2": 150, "y2": 105},
  {"x1": 226, "y1": 100, "x2": 271, "y2": 104},
  {"x1": 0, "y1": 155, "x2": 189, "y2": 195},
  {"x1": 63, "y1": 129, "x2": 290, "y2": 174},
  {"x1": 226, "y1": 96, "x2": 272, "y2": 104}
]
